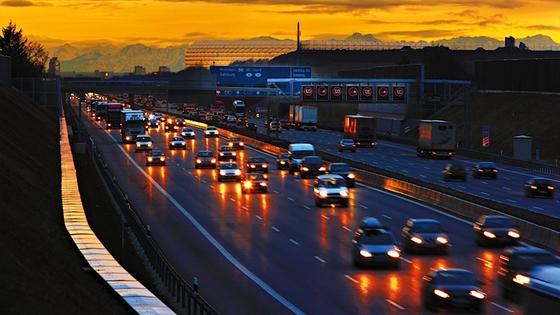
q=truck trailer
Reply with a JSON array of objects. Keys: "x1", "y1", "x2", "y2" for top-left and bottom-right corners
[
  {"x1": 121, "y1": 109, "x2": 145, "y2": 143},
  {"x1": 417, "y1": 120, "x2": 456, "y2": 158},
  {"x1": 289, "y1": 105, "x2": 317, "y2": 131},
  {"x1": 343, "y1": 115, "x2": 377, "y2": 147},
  {"x1": 106, "y1": 102, "x2": 124, "y2": 129}
]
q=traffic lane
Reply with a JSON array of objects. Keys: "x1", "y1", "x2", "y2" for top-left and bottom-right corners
[{"x1": 83, "y1": 117, "x2": 292, "y2": 315}]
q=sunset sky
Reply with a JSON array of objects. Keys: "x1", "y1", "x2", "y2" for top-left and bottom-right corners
[{"x1": 2, "y1": 0, "x2": 560, "y2": 47}]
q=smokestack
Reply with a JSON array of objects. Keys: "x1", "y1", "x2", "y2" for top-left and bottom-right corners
[{"x1": 297, "y1": 22, "x2": 300, "y2": 51}]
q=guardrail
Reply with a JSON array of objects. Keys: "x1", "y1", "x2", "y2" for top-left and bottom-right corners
[{"x1": 59, "y1": 112, "x2": 174, "y2": 314}]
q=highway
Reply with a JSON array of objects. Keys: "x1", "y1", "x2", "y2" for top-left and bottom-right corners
[
  {"x1": 79, "y1": 105, "x2": 522, "y2": 314},
  {"x1": 247, "y1": 118, "x2": 560, "y2": 219}
]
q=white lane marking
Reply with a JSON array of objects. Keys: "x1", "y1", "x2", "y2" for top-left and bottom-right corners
[
  {"x1": 532, "y1": 206, "x2": 545, "y2": 211},
  {"x1": 402, "y1": 170, "x2": 409, "y2": 174},
  {"x1": 371, "y1": 161, "x2": 378, "y2": 165},
  {"x1": 480, "y1": 192, "x2": 490, "y2": 196},
  {"x1": 273, "y1": 189, "x2": 280, "y2": 194},
  {"x1": 457, "y1": 185, "x2": 466, "y2": 189},
  {"x1": 506, "y1": 199, "x2": 518, "y2": 203},
  {"x1": 287, "y1": 197, "x2": 295, "y2": 201},
  {"x1": 303, "y1": 205, "x2": 311, "y2": 210},
  {"x1": 382, "y1": 214, "x2": 392, "y2": 220},
  {"x1": 255, "y1": 215, "x2": 263, "y2": 221},
  {"x1": 321, "y1": 214, "x2": 330, "y2": 220},
  {"x1": 242, "y1": 206, "x2": 249, "y2": 210},
  {"x1": 481, "y1": 181, "x2": 488, "y2": 185},
  {"x1": 176, "y1": 163, "x2": 181, "y2": 167},
  {"x1": 342, "y1": 226, "x2": 352, "y2": 232},
  {"x1": 491, "y1": 302, "x2": 514, "y2": 313},
  {"x1": 289, "y1": 239, "x2": 300, "y2": 246},
  {"x1": 388, "y1": 166, "x2": 394, "y2": 169},
  {"x1": 359, "y1": 204, "x2": 368, "y2": 209},
  {"x1": 209, "y1": 185, "x2": 214, "y2": 189},
  {"x1": 400, "y1": 257, "x2": 412, "y2": 264},
  {"x1": 201, "y1": 179, "x2": 207, "y2": 184},
  {"x1": 386, "y1": 299, "x2": 406, "y2": 310},
  {"x1": 419, "y1": 175, "x2": 427, "y2": 178},
  {"x1": 502, "y1": 186, "x2": 512, "y2": 191},
  {"x1": 102, "y1": 131, "x2": 305, "y2": 314},
  {"x1": 314, "y1": 256, "x2": 327, "y2": 263},
  {"x1": 344, "y1": 274, "x2": 359, "y2": 284},
  {"x1": 423, "y1": 167, "x2": 430, "y2": 170},
  {"x1": 188, "y1": 171, "x2": 192, "y2": 175},
  {"x1": 229, "y1": 198, "x2": 236, "y2": 202},
  {"x1": 272, "y1": 226, "x2": 280, "y2": 232},
  {"x1": 476, "y1": 257, "x2": 492, "y2": 265}
]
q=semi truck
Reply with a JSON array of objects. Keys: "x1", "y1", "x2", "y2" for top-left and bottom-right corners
[
  {"x1": 343, "y1": 115, "x2": 377, "y2": 147},
  {"x1": 92, "y1": 100, "x2": 107, "y2": 121},
  {"x1": 233, "y1": 100, "x2": 246, "y2": 118},
  {"x1": 417, "y1": 120, "x2": 456, "y2": 158},
  {"x1": 106, "y1": 102, "x2": 124, "y2": 129},
  {"x1": 289, "y1": 105, "x2": 317, "y2": 131},
  {"x1": 121, "y1": 109, "x2": 145, "y2": 143}
]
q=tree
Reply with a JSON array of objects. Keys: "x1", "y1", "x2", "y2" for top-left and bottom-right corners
[{"x1": 0, "y1": 21, "x2": 48, "y2": 77}]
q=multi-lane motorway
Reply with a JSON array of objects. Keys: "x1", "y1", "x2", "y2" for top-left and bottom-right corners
[
  {"x1": 79, "y1": 105, "x2": 523, "y2": 314},
  {"x1": 248, "y1": 119, "x2": 560, "y2": 219}
]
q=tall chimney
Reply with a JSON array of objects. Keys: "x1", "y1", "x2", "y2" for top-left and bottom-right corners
[{"x1": 297, "y1": 22, "x2": 300, "y2": 51}]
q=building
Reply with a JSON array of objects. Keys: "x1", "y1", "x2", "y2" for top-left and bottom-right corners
[
  {"x1": 158, "y1": 66, "x2": 171, "y2": 73},
  {"x1": 133, "y1": 65, "x2": 146, "y2": 75},
  {"x1": 48, "y1": 57, "x2": 60, "y2": 76},
  {"x1": 519, "y1": 42, "x2": 529, "y2": 50},
  {"x1": 505, "y1": 36, "x2": 516, "y2": 48}
]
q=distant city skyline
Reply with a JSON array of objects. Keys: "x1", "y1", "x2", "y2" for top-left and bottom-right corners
[{"x1": 2, "y1": 0, "x2": 560, "y2": 47}]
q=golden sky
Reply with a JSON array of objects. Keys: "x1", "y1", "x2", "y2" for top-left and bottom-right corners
[{"x1": 2, "y1": 0, "x2": 560, "y2": 47}]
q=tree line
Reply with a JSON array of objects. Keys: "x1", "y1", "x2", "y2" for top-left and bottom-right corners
[{"x1": 0, "y1": 21, "x2": 48, "y2": 77}]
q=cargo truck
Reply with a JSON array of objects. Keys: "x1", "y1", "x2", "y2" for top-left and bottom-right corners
[
  {"x1": 121, "y1": 109, "x2": 145, "y2": 143},
  {"x1": 290, "y1": 105, "x2": 317, "y2": 131},
  {"x1": 106, "y1": 102, "x2": 124, "y2": 129},
  {"x1": 233, "y1": 100, "x2": 246, "y2": 118},
  {"x1": 343, "y1": 115, "x2": 377, "y2": 147},
  {"x1": 417, "y1": 120, "x2": 456, "y2": 158}
]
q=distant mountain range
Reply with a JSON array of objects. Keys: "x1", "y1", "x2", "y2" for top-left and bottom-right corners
[{"x1": 47, "y1": 33, "x2": 560, "y2": 73}]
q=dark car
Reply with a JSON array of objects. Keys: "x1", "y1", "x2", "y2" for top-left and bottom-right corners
[
  {"x1": 357, "y1": 217, "x2": 387, "y2": 231},
  {"x1": 300, "y1": 156, "x2": 327, "y2": 179},
  {"x1": 525, "y1": 177, "x2": 555, "y2": 198},
  {"x1": 499, "y1": 246, "x2": 560, "y2": 300},
  {"x1": 246, "y1": 157, "x2": 269, "y2": 173},
  {"x1": 352, "y1": 228, "x2": 400, "y2": 269},
  {"x1": 443, "y1": 163, "x2": 466, "y2": 181},
  {"x1": 422, "y1": 268, "x2": 486, "y2": 312},
  {"x1": 236, "y1": 116, "x2": 247, "y2": 126},
  {"x1": 472, "y1": 162, "x2": 499, "y2": 179},
  {"x1": 218, "y1": 145, "x2": 237, "y2": 161},
  {"x1": 227, "y1": 137, "x2": 245, "y2": 150},
  {"x1": 146, "y1": 150, "x2": 166, "y2": 166},
  {"x1": 401, "y1": 219, "x2": 449, "y2": 255},
  {"x1": 168, "y1": 136, "x2": 186, "y2": 150},
  {"x1": 180, "y1": 128, "x2": 195, "y2": 139},
  {"x1": 217, "y1": 162, "x2": 241, "y2": 182},
  {"x1": 245, "y1": 122, "x2": 258, "y2": 131},
  {"x1": 280, "y1": 120, "x2": 294, "y2": 130},
  {"x1": 147, "y1": 118, "x2": 159, "y2": 129},
  {"x1": 327, "y1": 162, "x2": 356, "y2": 187},
  {"x1": 175, "y1": 119, "x2": 185, "y2": 128},
  {"x1": 338, "y1": 138, "x2": 357, "y2": 152},
  {"x1": 241, "y1": 173, "x2": 268, "y2": 194},
  {"x1": 194, "y1": 151, "x2": 216, "y2": 169},
  {"x1": 164, "y1": 122, "x2": 173, "y2": 133},
  {"x1": 473, "y1": 215, "x2": 520, "y2": 247},
  {"x1": 276, "y1": 153, "x2": 290, "y2": 170}
]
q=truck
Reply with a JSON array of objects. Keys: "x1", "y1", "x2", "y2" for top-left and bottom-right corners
[
  {"x1": 343, "y1": 115, "x2": 377, "y2": 147},
  {"x1": 287, "y1": 143, "x2": 315, "y2": 174},
  {"x1": 92, "y1": 100, "x2": 107, "y2": 121},
  {"x1": 289, "y1": 105, "x2": 317, "y2": 131},
  {"x1": 417, "y1": 120, "x2": 456, "y2": 158},
  {"x1": 121, "y1": 109, "x2": 145, "y2": 143},
  {"x1": 106, "y1": 102, "x2": 124, "y2": 129},
  {"x1": 233, "y1": 100, "x2": 246, "y2": 118}
]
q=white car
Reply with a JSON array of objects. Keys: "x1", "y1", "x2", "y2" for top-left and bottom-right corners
[
  {"x1": 226, "y1": 115, "x2": 237, "y2": 123},
  {"x1": 135, "y1": 135, "x2": 153, "y2": 152},
  {"x1": 217, "y1": 162, "x2": 242, "y2": 182},
  {"x1": 313, "y1": 174, "x2": 349, "y2": 207},
  {"x1": 181, "y1": 128, "x2": 196, "y2": 139},
  {"x1": 204, "y1": 126, "x2": 219, "y2": 138}
]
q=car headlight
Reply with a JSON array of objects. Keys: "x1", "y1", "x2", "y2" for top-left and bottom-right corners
[
  {"x1": 181, "y1": 142, "x2": 185, "y2": 145},
  {"x1": 211, "y1": 158, "x2": 216, "y2": 163},
  {"x1": 387, "y1": 249, "x2": 400, "y2": 258},
  {"x1": 219, "y1": 153, "x2": 224, "y2": 156},
  {"x1": 232, "y1": 152, "x2": 237, "y2": 156},
  {"x1": 340, "y1": 190, "x2": 348, "y2": 197},
  {"x1": 280, "y1": 161, "x2": 286, "y2": 165},
  {"x1": 160, "y1": 157, "x2": 165, "y2": 161},
  {"x1": 347, "y1": 173, "x2": 355, "y2": 179},
  {"x1": 196, "y1": 159, "x2": 202, "y2": 164},
  {"x1": 250, "y1": 165, "x2": 256, "y2": 168},
  {"x1": 219, "y1": 170, "x2": 226, "y2": 176},
  {"x1": 436, "y1": 236, "x2": 448, "y2": 244},
  {"x1": 262, "y1": 164, "x2": 268, "y2": 168},
  {"x1": 548, "y1": 186, "x2": 555, "y2": 190},
  {"x1": 530, "y1": 185, "x2": 537, "y2": 190},
  {"x1": 319, "y1": 190, "x2": 328, "y2": 198},
  {"x1": 469, "y1": 290, "x2": 485, "y2": 299},
  {"x1": 259, "y1": 182, "x2": 267, "y2": 187},
  {"x1": 147, "y1": 142, "x2": 152, "y2": 147},
  {"x1": 239, "y1": 142, "x2": 244, "y2": 146},
  {"x1": 147, "y1": 157, "x2": 153, "y2": 162},
  {"x1": 228, "y1": 142, "x2": 233, "y2": 147},
  {"x1": 319, "y1": 166, "x2": 326, "y2": 171},
  {"x1": 411, "y1": 236, "x2": 422, "y2": 244},
  {"x1": 513, "y1": 274, "x2": 530, "y2": 285},
  {"x1": 125, "y1": 136, "x2": 131, "y2": 140},
  {"x1": 483, "y1": 231, "x2": 496, "y2": 239},
  {"x1": 359, "y1": 249, "x2": 372, "y2": 258},
  {"x1": 302, "y1": 167, "x2": 309, "y2": 172},
  {"x1": 234, "y1": 170, "x2": 241, "y2": 176},
  {"x1": 508, "y1": 230, "x2": 520, "y2": 238},
  {"x1": 243, "y1": 181, "x2": 252, "y2": 189},
  {"x1": 434, "y1": 289, "x2": 450, "y2": 299},
  {"x1": 107, "y1": 123, "x2": 111, "y2": 126}
]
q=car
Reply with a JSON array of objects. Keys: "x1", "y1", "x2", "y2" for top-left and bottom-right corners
[
  {"x1": 246, "y1": 157, "x2": 269, "y2": 173},
  {"x1": 338, "y1": 139, "x2": 357, "y2": 152},
  {"x1": 135, "y1": 135, "x2": 153, "y2": 152},
  {"x1": 422, "y1": 268, "x2": 486, "y2": 312},
  {"x1": 174, "y1": 118, "x2": 185, "y2": 128},
  {"x1": 525, "y1": 177, "x2": 555, "y2": 198},
  {"x1": 472, "y1": 162, "x2": 499, "y2": 179},
  {"x1": 194, "y1": 151, "x2": 216, "y2": 169},
  {"x1": 245, "y1": 122, "x2": 258, "y2": 131},
  {"x1": 241, "y1": 173, "x2": 268, "y2": 194},
  {"x1": 236, "y1": 116, "x2": 248, "y2": 126},
  {"x1": 164, "y1": 122, "x2": 174, "y2": 132},
  {"x1": 401, "y1": 219, "x2": 449, "y2": 255},
  {"x1": 473, "y1": 215, "x2": 520, "y2": 246},
  {"x1": 180, "y1": 128, "x2": 195, "y2": 139},
  {"x1": 218, "y1": 145, "x2": 237, "y2": 161},
  {"x1": 146, "y1": 118, "x2": 159, "y2": 129},
  {"x1": 313, "y1": 174, "x2": 349, "y2": 207},
  {"x1": 300, "y1": 156, "x2": 327, "y2": 179},
  {"x1": 442, "y1": 163, "x2": 466, "y2": 181},
  {"x1": 357, "y1": 217, "x2": 387, "y2": 231},
  {"x1": 217, "y1": 162, "x2": 242, "y2": 182},
  {"x1": 327, "y1": 162, "x2": 356, "y2": 187},
  {"x1": 351, "y1": 227, "x2": 400, "y2": 269},
  {"x1": 280, "y1": 120, "x2": 294, "y2": 130},
  {"x1": 146, "y1": 150, "x2": 166, "y2": 166},
  {"x1": 168, "y1": 136, "x2": 186, "y2": 150},
  {"x1": 226, "y1": 115, "x2": 237, "y2": 124},
  {"x1": 499, "y1": 246, "x2": 560, "y2": 300},
  {"x1": 267, "y1": 120, "x2": 282, "y2": 133},
  {"x1": 204, "y1": 126, "x2": 219, "y2": 138},
  {"x1": 276, "y1": 153, "x2": 290, "y2": 170},
  {"x1": 158, "y1": 114, "x2": 167, "y2": 122},
  {"x1": 227, "y1": 137, "x2": 245, "y2": 150}
]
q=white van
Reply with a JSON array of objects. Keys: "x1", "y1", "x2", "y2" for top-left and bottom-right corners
[{"x1": 288, "y1": 143, "x2": 315, "y2": 174}]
